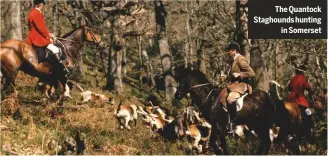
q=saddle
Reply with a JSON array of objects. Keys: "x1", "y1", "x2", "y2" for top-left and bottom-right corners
[
  {"x1": 220, "y1": 82, "x2": 252, "y2": 111},
  {"x1": 34, "y1": 44, "x2": 65, "y2": 64}
]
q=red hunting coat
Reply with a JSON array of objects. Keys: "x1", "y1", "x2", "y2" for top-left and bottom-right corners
[
  {"x1": 288, "y1": 74, "x2": 311, "y2": 108},
  {"x1": 26, "y1": 8, "x2": 51, "y2": 47}
]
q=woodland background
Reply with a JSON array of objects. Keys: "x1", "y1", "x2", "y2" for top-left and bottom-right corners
[{"x1": 0, "y1": 0, "x2": 327, "y2": 155}]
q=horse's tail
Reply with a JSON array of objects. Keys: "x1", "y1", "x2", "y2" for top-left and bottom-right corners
[{"x1": 67, "y1": 80, "x2": 84, "y2": 92}]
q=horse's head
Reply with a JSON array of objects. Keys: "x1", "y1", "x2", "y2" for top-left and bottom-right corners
[
  {"x1": 173, "y1": 66, "x2": 210, "y2": 100},
  {"x1": 83, "y1": 26, "x2": 105, "y2": 47},
  {"x1": 173, "y1": 66, "x2": 191, "y2": 100}
]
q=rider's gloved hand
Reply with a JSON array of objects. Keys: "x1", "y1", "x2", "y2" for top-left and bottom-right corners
[{"x1": 49, "y1": 33, "x2": 55, "y2": 37}]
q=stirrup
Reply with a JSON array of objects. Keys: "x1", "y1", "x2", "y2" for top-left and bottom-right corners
[
  {"x1": 63, "y1": 67, "x2": 69, "y2": 75},
  {"x1": 226, "y1": 122, "x2": 235, "y2": 135}
]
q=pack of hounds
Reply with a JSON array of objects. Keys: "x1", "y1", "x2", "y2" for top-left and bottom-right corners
[
  {"x1": 114, "y1": 101, "x2": 280, "y2": 153},
  {"x1": 45, "y1": 80, "x2": 280, "y2": 154}
]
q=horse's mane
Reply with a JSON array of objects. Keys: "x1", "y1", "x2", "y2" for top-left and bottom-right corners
[
  {"x1": 61, "y1": 26, "x2": 84, "y2": 38},
  {"x1": 175, "y1": 66, "x2": 210, "y2": 84},
  {"x1": 189, "y1": 69, "x2": 210, "y2": 83}
]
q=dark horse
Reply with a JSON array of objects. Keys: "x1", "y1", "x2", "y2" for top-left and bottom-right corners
[
  {"x1": 0, "y1": 26, "x2": 103, "y2": 96},
  {"x1": 268, "y1": 81, "x2": 325, "y2": 154},
  {"x1": 174, "y1": 66, "x2": 275, "y2": 154}
]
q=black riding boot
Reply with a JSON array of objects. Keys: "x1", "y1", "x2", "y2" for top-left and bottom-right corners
[
  {"x1": 48, "y1": 54, "x2": 67, "y2": 75},
  {"x1": 227, "y1": 102, "x2": 237, "y2": 134},
  {"x1": 55, "y1": 53, "x2": 61, "y2": 62}
]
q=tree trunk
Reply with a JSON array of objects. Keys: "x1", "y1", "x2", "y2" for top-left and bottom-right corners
[
  {"x1": 137, "y1": 36, "x2": 143, "y2": 66},
  {"x1": 114, "y1": 36, "x2": 124, "y2": 93},
  {"x1": 250, "y1": 39, "x2": 270, "y2": 92},
  {"x1": 236, "y1": 0, "x2": 249, "y2": 59},
  {"x1": 106, "y1": 17, "x2": 124, "y2": 93},
  {"x1": 3, "y1": 0, "x2": 22, "y2": 40},
  {"x1": 197, "y1": 39, "x2": 206, "y2": 74},
  {"x1": 142, "y1": 50, "x2": 155, "y2": 87},
  {"x1": 185, "y1": 10, "x2": 193, "y2": 67},
  {"x1": 52, "y1": 0, "x2": 59, "y2": 36},
  {"x1": 122, "y1": 46, "x2": 127, "y2": 76},
  {"x1": 11, "y1": 0, "x2": 22, "y2": 40},
  {"x1": 184, "y1": 42, "x2": 189, "y2": 68},
  {"x1": 154, "y1": 0, "x2": 176, "y2": 100}
]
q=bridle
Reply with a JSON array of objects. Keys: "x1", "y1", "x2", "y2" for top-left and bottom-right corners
[
  {"x1": 54, "y1": 26, "x2": 103, "y2": 46},
  {"x1": 83, "y1": 26, "x2": 103, "y2": 46},
  {"x1": 177, "y1": 76, "x2": 215, "y2": 102}
]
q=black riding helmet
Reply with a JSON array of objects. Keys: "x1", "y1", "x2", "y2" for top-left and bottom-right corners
[
  {"x1": 225, "y1": 42, "x2": 240, "y2": 52},
  {"x1": 33, "y1": 0, "x2": 45, "y2": 5}
]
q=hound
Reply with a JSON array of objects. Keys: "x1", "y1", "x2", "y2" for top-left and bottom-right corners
[
  {"x1": 114, "y1": 101, "x2": 138, "y2": 130},
  {"x1": 184, "y1": 110, "x2": 212, "y2": 153},
  {"x1": 137, "y1": 105, "x2": 174, "y2": 131},
  {"x1": 67, "y1": 80, "x2": 114, "y2": 104}
]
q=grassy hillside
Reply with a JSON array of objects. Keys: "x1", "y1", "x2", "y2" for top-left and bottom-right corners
[{"x1": 1, "y1": 58, "x2": 327, "y2": 155}]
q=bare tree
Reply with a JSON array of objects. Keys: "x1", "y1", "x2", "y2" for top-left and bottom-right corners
[
  {"x1": 250, "y1": 39, "x2": 270, "y2": 92},
  {"x1": 106, "y1": 16, "x2": 125, "y2": 93},
  {"x1": 154, "y1": 0, "x2": 176, "y2": 100},
  {"x1": 52, "y1": 0, "x2": 59, "y2": 36},
  {"x1": 197, "y1": 39, "x2": 206, "y2": 73},
  {"x1": 236, "y1": 0, "x2": 249, "y2": 58},
  {"x1": 2, "y1": 0, "x2": 22, "y2": 40}
]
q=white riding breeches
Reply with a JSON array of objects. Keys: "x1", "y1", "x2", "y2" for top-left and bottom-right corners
[{"x1": 47, "y1": 44, "x2": 60, "y2": 54}]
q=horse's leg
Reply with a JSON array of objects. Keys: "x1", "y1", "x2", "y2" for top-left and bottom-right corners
[
  {"x1": 52, "y1": 80, "x2": 64, "y2": 100},
  {"x1": 286, "y1": 134, "x2": 301, "y2": 154},
  {"x1": 256, "y1": 126, "x2": 271, "y2": 154},
  {"x1": 209, "y1": 122, "x2": 222, "y2": 154},
  {"x1": 3, "y1": 75, "x2": 13, "y2": 92},
  {"x1": 218, "y1": 130, "x2": 229, "y2": 154},
  {"x1": 3, "y1": 70, "x2": 18, "y2": 94},
  {"x1": 209, "y1": 122, "x2": 228, "y2": 155},
  {"x1": 10, "y1": 71, "x2": 18, "y2": 88}
]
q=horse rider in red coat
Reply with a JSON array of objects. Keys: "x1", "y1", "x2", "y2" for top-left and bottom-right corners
[
  {"x1": 287, "y1": 65, "x2": 314, "y2": 136},
  {"x1": 26, "y1": 0, "x2": 64, "y2": 73}
]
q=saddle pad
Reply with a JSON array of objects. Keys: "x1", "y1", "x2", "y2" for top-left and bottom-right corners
[
  {"x1": 236, "y1": 93, "x2": 248, "y2": 112},
  {"x1": 222, "y1": 93, "x2": 248, "y2": 112},
  {"x1": 227, "y1": 82, "x2": 247, "y2": 94}
]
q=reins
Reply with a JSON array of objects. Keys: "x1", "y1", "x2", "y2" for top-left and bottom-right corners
[
  {"x1": 190, "y1": 83, "x2": 212, "y2": 89},
  {"x1": 189, "y1": 82, "x2": 215, "y2": 102},
  {"x1": 55, "y1": 37, "x2": 79, "y2": 43}
]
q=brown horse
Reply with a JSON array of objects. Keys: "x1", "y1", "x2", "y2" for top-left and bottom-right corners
[
  {"x1": 0, "y1": 26, "x2": 103, "y2": 97},
  {"x1": 268, "y1": 81, "x2": 325, "y2": 154}
]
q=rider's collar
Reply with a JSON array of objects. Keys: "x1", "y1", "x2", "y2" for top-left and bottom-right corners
[
  {"x1": 35, "y1": 8, "x2": 42, "y2": 13},
  {"x1": 233, "y1": 53, "x2": 241, "y2": 60}
]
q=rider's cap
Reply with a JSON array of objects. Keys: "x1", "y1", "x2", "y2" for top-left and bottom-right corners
[
  {"x1": 33, "y1": 0, "x2": 45, "y2": 5},
  {"x1": 225, "y1": 42, "x2": 240, "y2": 52}
]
